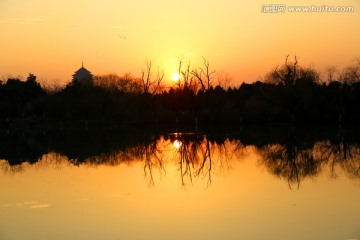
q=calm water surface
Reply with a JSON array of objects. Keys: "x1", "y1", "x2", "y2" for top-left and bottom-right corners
[{"x1": 1, "y1": 129, "x2": 360, "y2": 240}]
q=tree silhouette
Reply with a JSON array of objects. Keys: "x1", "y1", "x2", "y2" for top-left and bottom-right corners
[
  {"x1": 140, "y1": 61, "x2": 163, "y2": 95},
  {"x1": 340, "y1": 59, "x2": 360, "y2": 84},
  {"x1": 191, "y1": 57, "x2": 216, "y2": 92},
  {"x1": 1, "y1": 57, "x2": 360, "y2": 125}
]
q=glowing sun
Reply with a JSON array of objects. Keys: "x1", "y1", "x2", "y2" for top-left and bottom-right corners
[{"x1": 172, "y1": 72, "x2": 180, "y2": 81}]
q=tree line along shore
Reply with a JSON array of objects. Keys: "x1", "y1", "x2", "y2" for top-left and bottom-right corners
[{"x1": 1, "y1": 57, "x2": 359, "y2": 127}]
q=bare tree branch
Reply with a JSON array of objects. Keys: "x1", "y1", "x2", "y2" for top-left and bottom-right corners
[
  {"x1": 140, "y1": 61, "x2": 163, "y2": 95},
  {"x1": 200, "y1": 56, "x2": 216, "y2": 91},
  {"x1": 191, "y1": 68, "x2": 205, "y2": 91}
]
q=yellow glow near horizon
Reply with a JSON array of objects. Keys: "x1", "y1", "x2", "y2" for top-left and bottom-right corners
[{"x1": 0, "y1": 0, "x2": 359, "y2": 85}]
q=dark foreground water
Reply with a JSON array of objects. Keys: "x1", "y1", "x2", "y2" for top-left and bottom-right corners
[{"x1": 0, "y1": 125, "x2": 360, "y2": 240}]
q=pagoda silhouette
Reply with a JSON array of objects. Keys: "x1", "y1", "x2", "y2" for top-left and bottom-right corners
[{"x1": 72, "y1": 62, "x2": 94, "y2": 86}]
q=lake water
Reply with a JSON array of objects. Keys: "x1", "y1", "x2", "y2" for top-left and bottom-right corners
[{"x1": 1, "y1": 126, "x2": 360, "y2": 240}]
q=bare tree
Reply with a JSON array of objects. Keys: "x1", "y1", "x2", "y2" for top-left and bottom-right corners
[
  {"x1": 265, "y1": 55, "x2": 321, "y2": 86},
  {"x1": 326, "y1": 66, "x2": 338, "y2": 83},
  {"x1": 191, "y1": 57, "x2": 216, "y2": 92},
  {"x1": 176, "y1": 59, "x2": 183, "y2": 89},
  {"x1": 201, "y1": 57, "x2": 216, "y2": 91},
  {"x1": 191, "y1": 68, "x2": 205, "y2": 91},
  {"x1": 39, "y1": 78, "x2": 64, "y2": 94},
  {"x1": 140, "y1": 61, "x2": 164, "y2": 95},
  {"x1": 340, "y1": 58, "x2": 360, "y2": 84},
  {"x1": 265, "y1": 55, "x2": 299, "y2": 86},
  {"x1": 93, "y1": 73, "x2": 121, "y2": 92},
  {"x1": 216, "y1": 71, "x2": 232, "y2": 89},
  {"x1": 93, "y1": 73, "x2": 142, "y2": 94}
]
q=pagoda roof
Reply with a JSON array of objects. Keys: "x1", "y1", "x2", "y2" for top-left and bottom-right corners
[{"x1": 72, "y1": 64, "x2": 93, "y2": 79}]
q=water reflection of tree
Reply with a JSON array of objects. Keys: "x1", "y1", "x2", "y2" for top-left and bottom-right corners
[
  {"x1": 78, "y1": 136, "x2": 167, "y2": 187},
  {"x1": 167, "y1": 134, "x2": 237, "y2": 187},
  {"x1": 169, "y1": 134, "x2": 213, "y2": 186},
  {"x1": 0, "y1": 152, "x2": 71, "y2": 175},
  {"x1": 316, "y1": 126, "x2": 360, "y2": 178},
  {"x1": 257, "y1": 126, "x2": 360, "y2": 188},
  {"x1": 140, "y1": 137, "x2": 166, "y2": 186},
  {"x1": 258, "y1": 144, "x2": 321, "y2": 188},
  {"x1": 0, "y1": 159, "x2": 25, "y2": 175},
  {"x1": 256, "y1": 128, "x2": 323, "y2": 188},
  {"x1": 2, "y1": 127, "x2": 360, "y2": 188}
]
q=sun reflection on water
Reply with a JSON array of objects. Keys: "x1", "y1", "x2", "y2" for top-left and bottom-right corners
[{"x1": 173, "y1": 140, "x2": 182, "y2": 149}]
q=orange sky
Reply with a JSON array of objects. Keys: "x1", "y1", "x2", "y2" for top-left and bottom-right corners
[{"x1": 0, "y1": 0, "x2": 359, "y2": 86}]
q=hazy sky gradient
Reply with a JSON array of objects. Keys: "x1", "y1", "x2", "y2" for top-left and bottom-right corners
[{"x1": 0, "y1": 0, "x2": 359, "y2": 86}]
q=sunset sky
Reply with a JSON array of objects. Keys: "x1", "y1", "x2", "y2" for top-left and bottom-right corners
[{"x1": 0, "y1": 0, "x2": 359, "y2": 86}]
